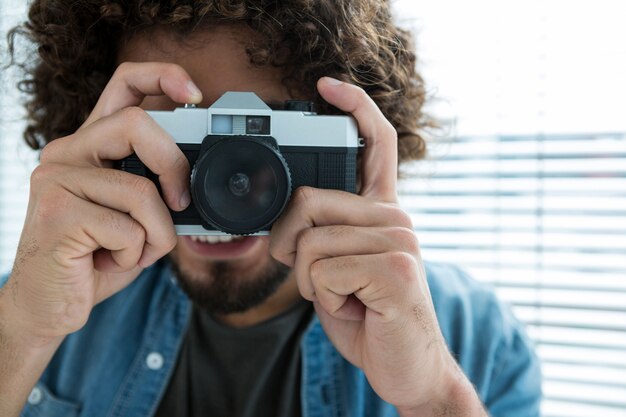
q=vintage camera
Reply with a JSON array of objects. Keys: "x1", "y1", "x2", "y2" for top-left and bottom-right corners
[{"x1": 115, "y1": 92, "x2": 362, "y2": 235}]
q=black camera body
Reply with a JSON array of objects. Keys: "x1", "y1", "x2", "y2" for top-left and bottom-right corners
[{"x1": 116, "y1": 92, "x2": 361, "y2": 235}]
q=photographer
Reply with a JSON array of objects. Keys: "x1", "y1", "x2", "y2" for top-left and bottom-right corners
[{"x1": 0, "y1": 1, "x2": 541, "y2": 416}]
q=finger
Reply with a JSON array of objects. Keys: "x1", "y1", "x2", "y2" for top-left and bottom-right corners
[
  {"x1": 93, "y1": 265, "x2": 145, "y2": 305},
  {"x1": 315, "y1": 295, "x2": 366, "y2": 322},
  {"x1": 270, "y1": 187, "x2": 412, "y2": 266},
  {"x1": 42, "y1": 107, "x2": 191, "y2": 212},
  {"x1": 310, "y1": 252, "x2": 420, "y2": 322},
  {"x1": 82, "y1": 62, "x2": 202, "y2": 128},
  {"x1": 52, "y1": 165, "x2": 177, "y2": 267},
  {"x1": 317, "y1": 77, "x2": 398, "y2": 202},
  {"x1": 294, "y1": 225, "x2": 419, "y2": 301},
  {"x1": 56, "y1": 197, "x2": 147, "y2": 273}
]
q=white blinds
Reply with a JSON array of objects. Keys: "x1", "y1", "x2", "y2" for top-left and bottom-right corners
[
  {"x1": 2, "y1": 0, "x2": 626, "y2": 416},
  {"x1": 399, "y1": 132, "x2": 626, "y2": 416}
]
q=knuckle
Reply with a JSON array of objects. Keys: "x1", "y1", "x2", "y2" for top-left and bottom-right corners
[
  {"x1": 111, "y1": 61, "x2": 141, "y2": 82},
  {"x1": 161, "y1": 63, "x2": 187, "y2": 80},
  {"x1": 119, "y1": 106, "x2": 150, "y2": 129},
  {"x1": 386, "y1": 251, "x2": 418, "y2": 276},
  {"x1": 170, "y1": 151, "x2": 189, "y2": 173},
  {"x1": 380, "y1": 120, "x2": 398, "y2": 140},
  {"x1": 386, "y1": 205, "x2": 413, "y2": 229},
  {"x1": 114, "y1": 61, "x2": 135, "y2": 79},
  {"x1": 130, "y1": 176, "x2": 159, "y2": 200},
  {"x1": 30, "y1": 163, "x2": 56, "y2": 188},
  {"x1": 34, "y1": 186, "x2": 72, "y2": 223},
  {"x1": 296, "y1": 227, "x2": 317, "y2": 252},
  {"x1": 39, "y1": 138, "x2": 65, "y2": 163},
  {"x1": 353, "y1": 84, "x2": 368, "y2": 100},
  {"x1": 388, "y1": 227, "x2": 420, "y2": 253},
  {"x1": 291, "y1": 186, "x2": 317, "y2": 207}
]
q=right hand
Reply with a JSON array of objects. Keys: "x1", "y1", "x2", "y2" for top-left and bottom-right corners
[{"x1": 0, "y1": 62, "x2": 203, "y2": 346}]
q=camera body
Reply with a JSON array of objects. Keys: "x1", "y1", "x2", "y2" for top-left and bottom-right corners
[{"x1": 116, "y1": 92, "x2": 361, "y2": 235}]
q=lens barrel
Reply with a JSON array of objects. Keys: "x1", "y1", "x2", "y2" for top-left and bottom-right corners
[{"x1": 191, "y1": 136, "x2": 291, "y2": 235}]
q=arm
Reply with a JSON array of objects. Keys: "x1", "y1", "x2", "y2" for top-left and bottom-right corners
[
  {"x1": 396, "y1": 360, "x2": 488, "y2": 417},
  {"x1": 0, "y1": 62, "x2": 202, "y2": 416},
  {"x1": 0, "y1": 289, "x2": 63, "y2": 417},
  {"x1": 270, "y1": 77, "x2": 491, "y2": 415}
]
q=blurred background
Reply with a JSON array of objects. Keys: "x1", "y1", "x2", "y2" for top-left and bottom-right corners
[{"x1": 1, "y1": 1, "x2": 625, "y2": 416}]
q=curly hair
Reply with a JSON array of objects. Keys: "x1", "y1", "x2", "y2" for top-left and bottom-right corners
[{"x1": 8, "y1": 0, "x2": 433, "y2": 165}]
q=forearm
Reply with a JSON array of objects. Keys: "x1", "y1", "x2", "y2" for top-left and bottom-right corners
[
  {"x1": 396, "y1": 355, "x2": 488, "y2": 417},
  {"x1": 0, "y1": 288, "x2": 63, "y2": 417}
]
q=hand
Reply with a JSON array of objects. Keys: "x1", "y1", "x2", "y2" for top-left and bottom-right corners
[
  {"x1": 0, "y1": 62, "x2": 201, "y2": 346},
  {"x1": 270, "y1": 77, "x2": 485, "y2": 414}
]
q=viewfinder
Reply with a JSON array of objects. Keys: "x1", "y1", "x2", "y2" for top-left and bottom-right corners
[{"x1": 246, "y1": 116, "x2": 270, "y2": 135}]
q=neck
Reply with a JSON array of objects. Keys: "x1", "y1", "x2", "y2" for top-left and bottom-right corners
[{"x1": 215, "y1": 272, "x2": 303, "y2": 328}]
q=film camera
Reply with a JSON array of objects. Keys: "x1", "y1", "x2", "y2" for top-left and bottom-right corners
[{"x1": 116, "y1": 92, "x2": 362, "y2": 235}]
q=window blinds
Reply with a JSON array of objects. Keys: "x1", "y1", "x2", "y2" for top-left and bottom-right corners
[
  {"x1": 399, "y1": 132, "x2": 626, "y2": 417},
  {"x1": 2, "y1": 0, "x2": 626, "y2": 416}
]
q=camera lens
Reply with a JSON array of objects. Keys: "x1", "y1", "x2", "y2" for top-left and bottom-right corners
[
  {"x1": 191, "y1": 136, "x2": 291, "y2": 234},
  {"x1": 228, "y1": 173, "x2": 251, "y2": 197}
]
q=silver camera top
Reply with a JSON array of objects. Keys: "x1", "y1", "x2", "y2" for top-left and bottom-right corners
[{"x1": 147, "y1": 91, "x2": 360, "y2": 148}]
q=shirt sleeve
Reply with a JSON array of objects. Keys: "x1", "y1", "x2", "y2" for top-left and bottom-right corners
[
  {"x1": 484, "y1": 305, "x2": 543, "y2": 417},
  {"x1": 425, "y1": 262, "x2": 542, "y2": 417}
]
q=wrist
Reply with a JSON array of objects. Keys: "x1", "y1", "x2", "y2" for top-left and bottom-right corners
[
  {"x1": 396, "y1": 352, "x2": 487, "y2": 417},
  {"x1": 0, "y1": 285, "x2": 64, "y2": 352},
  {"x1": 0, "y1": 286, "x2": 64, "y2": 417}
]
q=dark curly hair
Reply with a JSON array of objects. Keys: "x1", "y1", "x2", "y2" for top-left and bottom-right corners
[{"x1": 7, "y1": 0, "x2": 433, "y2": 165}]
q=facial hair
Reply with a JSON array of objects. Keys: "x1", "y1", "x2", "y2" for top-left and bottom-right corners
[{"x1": 167, "y1": 255, "x2": 291, "y2": 315}]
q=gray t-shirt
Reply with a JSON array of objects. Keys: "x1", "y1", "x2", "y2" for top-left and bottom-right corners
[{"x1": 154, "y1": 299, "x2": 314, "y2": 417}]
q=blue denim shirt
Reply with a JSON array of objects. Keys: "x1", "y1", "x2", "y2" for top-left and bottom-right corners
[{"x1": 1, "y1": 260, "x2": 541, "y2": 417}]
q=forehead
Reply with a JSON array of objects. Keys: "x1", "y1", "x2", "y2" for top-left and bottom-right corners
[{"x1": 117, "y1": 25, "x2": 290, "y2": 109}]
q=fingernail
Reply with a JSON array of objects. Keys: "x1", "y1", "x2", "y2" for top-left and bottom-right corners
[
  {"x1": 186, "y1": 80, "x2": 203, "y2": 102},
  {"x1": 179, "y1": 190, "x2": 191, "y2": 209},
  {"x1": 323, "y1": 76, "x2": 343, "y2": 86}
]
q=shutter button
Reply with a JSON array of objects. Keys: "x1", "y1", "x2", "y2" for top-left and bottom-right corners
[
  {"x1": 28, "y1": 386, "x2": 43, "y2": 405},
  {"x1": 146, "y1": 352, "x2": 164, "y2": 370}
]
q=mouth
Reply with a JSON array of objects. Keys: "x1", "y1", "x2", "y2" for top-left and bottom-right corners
[
  {"x1": 183, "y1": 235, "x2": 261, "y2": 259},
  {"x1": 189, "y1": 235, "x2": 245, "y2": 244}
]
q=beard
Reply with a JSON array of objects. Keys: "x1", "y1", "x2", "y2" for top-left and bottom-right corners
[{"x1": 167, "y1": 254, "x2": 291, "y2": 315}]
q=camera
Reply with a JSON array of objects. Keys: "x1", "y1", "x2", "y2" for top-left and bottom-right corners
[{"x1": 115, "y1": 92, "x2": 362, "y2": 235}]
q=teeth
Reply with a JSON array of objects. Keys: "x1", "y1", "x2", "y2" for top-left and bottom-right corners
[{"x1": 189, "y1": 235, "x2": 243, "y2": 244}]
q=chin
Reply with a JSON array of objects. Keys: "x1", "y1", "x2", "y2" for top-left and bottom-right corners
[{"x1": 165, "y1": 240, "x2": 291, "y2": 314}]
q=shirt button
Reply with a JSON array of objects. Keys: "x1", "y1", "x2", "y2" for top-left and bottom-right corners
[
  {"x1": 146, "y1": 352, "x2": 164, "y2": 370},
  {"x1": 28, "y1": 387, "x2": 43, "y2": 405}
]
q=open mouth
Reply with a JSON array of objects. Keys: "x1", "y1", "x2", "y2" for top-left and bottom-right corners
[
  {"x1": 183, "y1": 235, "x2": 259, "y2": 259},
  {"x1": 188, "y1": 235, "x2": 245, "y2": 244}
]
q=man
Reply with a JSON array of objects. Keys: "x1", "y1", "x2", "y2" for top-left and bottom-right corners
[{"x1": 0, "y1": 1, "x2": 541, "y2": 416}]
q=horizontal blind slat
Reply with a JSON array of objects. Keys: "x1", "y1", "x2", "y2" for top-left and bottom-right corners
[
  {"x1": 542, "y1": 400, "x2": 626, "y2": 417},
  {"x1": 543, "y1": 380, "x2": 626, "y2": 408}
]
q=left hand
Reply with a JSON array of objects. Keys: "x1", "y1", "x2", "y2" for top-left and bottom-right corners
[{"x1": 270, "y1": 77, "x2": 482, "y2": 413}]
